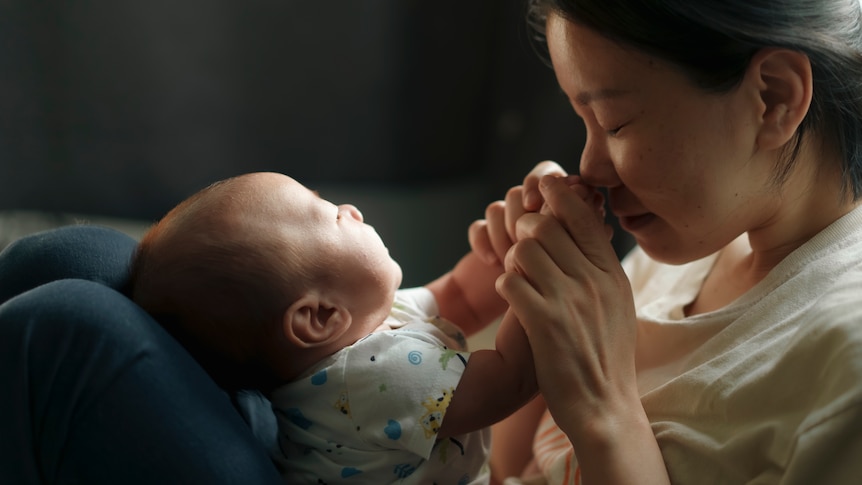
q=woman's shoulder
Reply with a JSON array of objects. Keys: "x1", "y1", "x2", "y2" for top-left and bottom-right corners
[{"x1": 810, "y1": 265, "x2": 862, "y2": 330}]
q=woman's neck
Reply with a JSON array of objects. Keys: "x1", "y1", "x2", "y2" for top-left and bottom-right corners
[{"x1": 687, "y1": 149, "x2": 861, "y2": 316}]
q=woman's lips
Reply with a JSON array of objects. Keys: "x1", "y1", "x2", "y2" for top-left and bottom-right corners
[{"x1": 617, "y1": 212, "x2": 656, "y2": 232}]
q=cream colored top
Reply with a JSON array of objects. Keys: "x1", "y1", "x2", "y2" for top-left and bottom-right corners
[{"x1": 510, "y1": 205, "x2": 862, "y2": 484}]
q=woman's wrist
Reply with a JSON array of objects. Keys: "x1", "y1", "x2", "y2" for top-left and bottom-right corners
[{"x1": 558, "y1": 396, "x2": 670, "y2": 485}]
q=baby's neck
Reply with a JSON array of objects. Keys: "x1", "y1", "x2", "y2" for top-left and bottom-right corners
[
  {"x1": 276, "y1": 317, "x2": 393, "y2": 386},
  {"x1": 371, "y1": 320, "x2": 394, "y2": 333}
]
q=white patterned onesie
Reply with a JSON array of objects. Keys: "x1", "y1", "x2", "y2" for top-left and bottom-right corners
[{"x1": 270, "y1": 287, "x2": 491, "y2": 484}]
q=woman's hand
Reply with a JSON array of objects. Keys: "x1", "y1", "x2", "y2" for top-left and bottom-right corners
[
  {"x1": 496, "y1": 175, "x2": 668, "y2": 484},
  {"x1": 468, "y1": 185, "x2": 527, "y2": 267},
  {"x1": 520, "y1": 160, "x2": 571, "y2": 212},
  {"x1": 523, "y1": 160, "x2": 610, "y2": 239},
  {"x1": 499, "y1": 173, "x2": 638, "y2": 431},
  {"x1": 469, "y1": 160, "x2": 580, "y2": 266}
]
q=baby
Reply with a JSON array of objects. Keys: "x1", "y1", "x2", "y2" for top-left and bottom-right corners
[{"x1": 130, "y1": 172, "x2": 540, "y2": 484}]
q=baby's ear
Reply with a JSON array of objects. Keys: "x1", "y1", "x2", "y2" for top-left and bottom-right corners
[{"x1": 282, "y1": 292, "x2": 352, "y2": 348}]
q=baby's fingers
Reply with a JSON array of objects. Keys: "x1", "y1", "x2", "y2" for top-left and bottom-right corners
[
  {"x1": 522, "y1": 161, "x2": 568, "y2": 211},
  {"x1": 540, "y1": 175, "x2": 618, "y2": 272}
]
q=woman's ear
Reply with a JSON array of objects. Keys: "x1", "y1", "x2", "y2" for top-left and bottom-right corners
[
  {"x1": 282, "y1": 292, "x2": 352, "y2": 349},
  {"x1": 748, "y1": 48, "x2": 813, "y2": 151}
]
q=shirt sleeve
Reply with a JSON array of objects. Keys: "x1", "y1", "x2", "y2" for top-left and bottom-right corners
[
  {"x1": 393, "y1": 287, "x2": 440, "y2": 318},
  {"x1": 342, "y1": 327, "x2": 470, "y2": 459},
  {"x1": 781, "y1": 297, "x2": 862, "y2": 485}
]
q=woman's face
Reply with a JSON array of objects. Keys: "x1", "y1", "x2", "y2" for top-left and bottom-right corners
[{"x1": 546, "y1": 14, "x2": 780, "y2": 264}]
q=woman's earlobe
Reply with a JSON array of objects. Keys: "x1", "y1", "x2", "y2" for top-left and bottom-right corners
[
  {"x1": 282, "y1": 293, "x2": 352, "y2": 348},
  {"x1": 750, "y1": 48, "x2": 813, "y2": 150}
]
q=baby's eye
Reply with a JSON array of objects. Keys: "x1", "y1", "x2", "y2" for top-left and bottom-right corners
[{"x1": 607, "y1": 125, "x2": 624, "y2": 137}]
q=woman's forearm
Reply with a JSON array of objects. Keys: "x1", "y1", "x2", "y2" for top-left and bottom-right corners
[{"x1": 562, "y1": 398, "x2": 669, "y2": 485}]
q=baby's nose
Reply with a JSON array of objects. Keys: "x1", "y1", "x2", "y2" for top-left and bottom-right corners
[{"x1": 340, "y1": 204, "x2": 363, "y2": 222}]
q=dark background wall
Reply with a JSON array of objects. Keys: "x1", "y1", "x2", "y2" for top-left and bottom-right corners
[{"x1": 0, "y1": 1, "x2": 625, "y2": 287}]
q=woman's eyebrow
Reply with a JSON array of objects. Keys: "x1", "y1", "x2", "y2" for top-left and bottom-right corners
[{"x1": 574, "y1": 88, "x2": 632, "y2": 106}]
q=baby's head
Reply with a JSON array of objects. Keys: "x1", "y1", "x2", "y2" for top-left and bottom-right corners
[{"x1": 130, "y1": 172, "x2": 402, "y2": 390}]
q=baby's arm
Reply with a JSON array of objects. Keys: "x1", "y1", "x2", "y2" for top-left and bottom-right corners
[
  {"x1": 426, "y1": 168, "x2": 607, "y2": 440},
  {"x1": 425, "y1": 251, "x2": 538, "y2": 441},
  {"x1": 435, "y1": 308, "x2": 537, "y2": 440},
  {"x1": 425, "y1": 251, "x2": 508, "y2": 337},
  {"x1": 425, "y1": 176, "x2": 545, "y2": 335},
  {"x1": 422, "y1": 183, "x2": 539, "y2": 438}
]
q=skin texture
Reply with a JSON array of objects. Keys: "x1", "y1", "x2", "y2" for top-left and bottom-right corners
[
  {"x1": 225, "y1": 174, "x2": 539, "y2": 440},
  {"x1": 479, "y1": 12, "x2": 860, "y2": 485},
  {"x1": 237, "y1": 174, "x2": 541, "y2": 440},
  {"x1": 250, "y1": 173, "x2": 404, "y2": 340},
  {"x1": 137, "y1": 172, "x2": 539, "y2": 447}
]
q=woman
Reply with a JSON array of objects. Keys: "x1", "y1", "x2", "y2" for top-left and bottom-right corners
[{"x1": 471, "y1": 0, "x2": 862, "y2": 483}]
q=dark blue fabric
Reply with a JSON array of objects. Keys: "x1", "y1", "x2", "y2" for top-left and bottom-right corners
[
  {"x1": 0, "y1": 225, "x2": 137, "y2": 304},
  {"x1": 0, "y1": 226, "x2": 281, "y2": 484}
]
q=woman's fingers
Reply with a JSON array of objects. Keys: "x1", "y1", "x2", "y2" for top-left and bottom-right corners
[
  {"x1": 469, "y1": 161, "x2": 612, "y2": 268},
  {"x1": 468, "y1": 191, "x2": 524, "y2": 266},
  {"x1": 485, "y1": 200, "x2": 513, "y2": 264},
  {"x1": 495, "y1": 170, "x2": 641, "y2": 445},
  {"x1": 504, "y1": 186, "x2": 527, "y2": 242},
  {"x1": 495, "y1": 270, "x2": 543, "y2": 323},
  {"x1": 537, "y1": 175, "x2": 619, "y2": 272},
  {"x1": 511, "y1": 213, "x2": 587, "y2": 285},
  {"x1": 468, "y1": 219, "x2": 497, "y2": 265},
  {"x1": 522, "y1": 161, "x2": 568, "y2": 211}
]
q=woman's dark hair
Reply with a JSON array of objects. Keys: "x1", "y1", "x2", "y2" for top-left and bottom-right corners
[{"x1": 527, "y1": 0, "x2": 862, "y2": 200}]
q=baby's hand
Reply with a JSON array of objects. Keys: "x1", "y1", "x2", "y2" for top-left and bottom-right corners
[
  {"x1": 470, "y1": 177, "x2": 609, "y2": 266},
  {"x1": 471, "y1": 159, "x2": 613, "y2": 266},
  {"x1": 539, "y1": 175, "x2": 608, "y2": 232},
  {"x1": 521, "y1": 161, "x2": 569, "y2": 211}
]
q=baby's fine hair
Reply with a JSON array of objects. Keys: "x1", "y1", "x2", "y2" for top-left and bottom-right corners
[
  {"x1": 527, "y1": 0, "x2": 862, "y2": 200},
  {"x1": 129, "y1": 177, "x2": 303, "y2": 360}
]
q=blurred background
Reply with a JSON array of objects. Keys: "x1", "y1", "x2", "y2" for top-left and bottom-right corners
[{"x1": 0, "y1": 0, "x2": 630, "y2": 287}]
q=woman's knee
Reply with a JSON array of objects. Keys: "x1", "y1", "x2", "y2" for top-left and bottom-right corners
[
  {"x1": 0, "y1": 279, "x2": 280, "y2": 484},
  {"x1": 0, "y1": 225, "x2": 138, "y2": 305}
]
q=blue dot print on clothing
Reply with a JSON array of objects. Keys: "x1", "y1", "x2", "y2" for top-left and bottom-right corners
[
  {"x1": 311, "y1": 370, "x2": 327, "y2": 385},
  {"x1": 407, "y1": 350, "x2": 422, "y2": 365},
  {"x1": 341, "y1": 467, "x2": 363, "y2": 478},
  {"x1": 384, "y1": 419, "x2": 402, "y2": 440}
]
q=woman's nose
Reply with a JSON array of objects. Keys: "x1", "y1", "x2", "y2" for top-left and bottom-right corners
[
  {"x1": 340, "y1": 204, "x2": 363, "y2": 222},
  {"x1": 579, "y1": 133, "x2": 621, "y2": 188}
]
